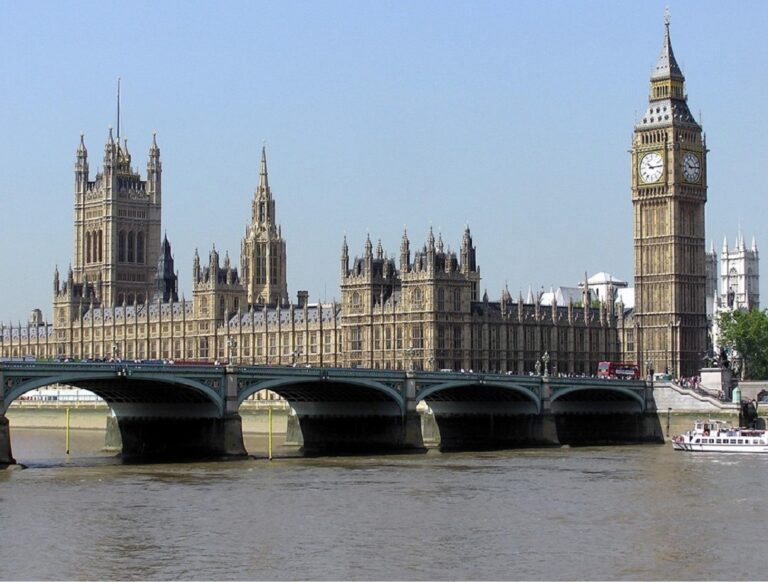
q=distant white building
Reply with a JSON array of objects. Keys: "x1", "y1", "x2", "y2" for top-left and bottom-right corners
[
  {"x1": 538, "y1": 272, "x2": 634, "y2": 310},
  {"x1": 706, "y1": 232, "x2": 760, "y2": 356}
]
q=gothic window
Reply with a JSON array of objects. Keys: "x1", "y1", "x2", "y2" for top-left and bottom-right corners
[
  {"x1": 437, "y1": 288, "x2": 445, "y2": 311},
  {"x1": 396, "y1": 327, "x2": 403, "y2": 350},
  {"x1": 127, "y1": 232, "x2": 135, "y2": 262},
  {"x1": 412, "y1": 324, "x2": 423, "y2": 349},
  {"x1": 350, "y1": 327, "x2": 363, "y2": 352},
  {"x1": 97, "y1": 230, "x2": 103, "y2": 262},
  {"x1": 201, "y1": 297, "x2": 209, "y2": 316},
  {"x1": 136, "y1": 232, "x2": 145, "y2": 264},
  {"x1": 137, "y1": 294, "x2": 144, "y2": 304},
  {"x1": 374, "y1": 328, "x2": 381, "y2": 350},
  {"x1": 453, "y1": 326, "x2": 462, "y2": 350},
  {"x1": 385, "y1": 327, "x2": 392, "y2": 350},
  {"x1": 199, "y1": 338, "x2": 208, "y2": 359},
  {"x1": 118, "y1": 231, "x2": 126, "y2": 262},
  {"x1": 85, "y1": 232, "x2": 92, "y2": 263},
  {"x1": 453, "y1": 289, "x2": 461, "y2": 311},
  {"x1": 219, "y1": 297, "x2": 225, "y2": 318},
  {"x1": 323, "y1": 331, "x2": 332, "y2": 353},
  {"x1": 437, "y1": 325, "x2": 446, "y2": 350},
  {"x1": 351, "y1": 291, "x2": 361, "y2": 311},
  {"x1": 412, "y1": 288, "x2": 423, "y2": 309}
]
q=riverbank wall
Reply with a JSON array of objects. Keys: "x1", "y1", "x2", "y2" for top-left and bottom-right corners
[{"x1": 6, "y1": 403, "x2": 290, "y2": 434}]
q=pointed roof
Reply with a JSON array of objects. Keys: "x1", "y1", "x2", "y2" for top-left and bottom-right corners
[
  {"x1": 259, "y1": 145, "x2": 269, "y2": 192},
  {"x1": 651, "y1": 11, "x2": 684, "y2": 81}
]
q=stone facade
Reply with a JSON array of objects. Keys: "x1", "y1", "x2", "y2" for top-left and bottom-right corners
[
  {"x1": 1, "y1": 17, "x2": 708, "y2": 377},
  {"x1": 0, "y1": 136, "x2": 620, "y2": 371},
  {"x1": 625, "y1": 17, "x2": 708, "y2": 378}
]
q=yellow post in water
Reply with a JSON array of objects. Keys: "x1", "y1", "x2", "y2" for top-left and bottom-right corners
[
  {"x1": 65, "y1": 408, "x2": 71, "y2": 455},
  {"x1": 268, "y1": 406, "x2": 273, "y2": 461}
]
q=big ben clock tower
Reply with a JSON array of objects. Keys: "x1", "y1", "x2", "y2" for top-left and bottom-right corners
[{"x1": 631, "y1": 13, "x2": 708, "y2": 378}]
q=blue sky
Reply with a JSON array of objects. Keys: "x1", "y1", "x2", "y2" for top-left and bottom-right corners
[{"x1": 1, "y1": 1, "x2": 766, "y2": 321}]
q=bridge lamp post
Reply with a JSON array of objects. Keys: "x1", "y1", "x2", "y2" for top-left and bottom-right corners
[
  {"x1": 291, "y1": 347, "x2": 302, "y2": 367},
  {"x1": 404, "y1": 347, "x2": 414, "y2": 372},
  {"x1": 112, "y1": 342, "x2": 118, "y2": 362},
  {"x1": 227, "y1": 337, "x2": 237, "y2": 365},
  {"x1": 542, "y1": 352, "x2": 550, "y2": 378}
]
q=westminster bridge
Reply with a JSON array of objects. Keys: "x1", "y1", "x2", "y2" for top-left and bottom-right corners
[{"x1": 0, "y1": 362, "x2": 663, "y2": 465}]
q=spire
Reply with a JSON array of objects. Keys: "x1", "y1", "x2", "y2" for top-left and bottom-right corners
[
  {"x1": 259, "y1": 144, "x2": 269, "y2": 193},
  {"x1": 723, "y1": 235, "x2": 728, "y2": 253},
  {"x1": 752, "y1": 236, "x2": 758, "y2": 252},
  {"x1": 77, "y1": 133, "x2": 87, "y2": 156},
  {"x1": 376, "y1": 238, "x2": 383, "y2": 260},
  {"x1": 364, "y1": 233, "x2": 373, "y2": 257},
  {"x1": 651, "y1": 9, "x2": 684, "y2": 82}
]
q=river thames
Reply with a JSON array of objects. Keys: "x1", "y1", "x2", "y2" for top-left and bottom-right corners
[{"x1": 2, "y1": 429, "x2": 767, "y2": 580}]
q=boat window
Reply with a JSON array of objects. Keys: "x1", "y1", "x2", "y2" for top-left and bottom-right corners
[
  {"x1": 694, "y1": 438, "x2": 700, "y2": 443},
  {"x1": 716, "y1": 439, "x2": 721, "y2": 444},
  {"x1": 754, "y1": 440, "x2": 760, "y2": 444},
  {"x1": 738, "y1": 439, "x2": 743, "y2": 444},
  {"x1": 730, "y1": 439, "x2": 736, "y2": 444}
]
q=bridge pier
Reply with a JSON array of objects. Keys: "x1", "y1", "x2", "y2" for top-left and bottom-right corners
[
  {"x1": 295, "y1": 410, "x2": 425, "y2": 455},
  {"x1": 0, "y1": 415, "x2": 15, "y2": 467},
  {"x1": 435, "y1": 414, "x2": 560, "y2": 451},
  {"x1": 117, "y1": 414, "x2": 247, "y2": 462}
]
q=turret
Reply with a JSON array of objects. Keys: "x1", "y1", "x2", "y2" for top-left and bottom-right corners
[
  {"x1": 341, "y1": 236, "x2": 349, "y2": 277},
  {"x1": 193, "y1": 248, "x2": 201, "y2": 283},
  {"x1": 400, "y1": 229, "x2": 410, "y2": 272},
  {"x1": 75, "y1": 133, "x2": 89, "y2": 188},
  {"x1": 147, "y1": 132, "x2": 161, "y2": 202}
]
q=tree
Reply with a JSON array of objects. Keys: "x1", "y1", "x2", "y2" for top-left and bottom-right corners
[{"x1": 717, "y1": 309, "x2": 768, "y2": 380}]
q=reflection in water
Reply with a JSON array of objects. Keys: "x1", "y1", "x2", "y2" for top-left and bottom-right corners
[{"x1": 2, "y1": 429, "x2": 768, "y2": 580}]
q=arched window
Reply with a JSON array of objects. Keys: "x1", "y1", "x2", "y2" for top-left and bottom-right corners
[
  {"x1": 437, "y1": 288, "x2": 445, "y2": 311},
  {"x1": 118, "y1": 231, "x2": 126, "y2": 262},
  {"x1": 97, "y1": 230, "x2": 103, "y2": 262},
  {"x1": 127, "y1": 232, "x2": 135, "y2": 262},
  {"x1": 453, "y1": 289, "x2": 461, "y2": 311},
  {"x1": 219, "y1": 297, "x2": 226, "y2": 318},
  {"x1": 412, "y1": 288, "x2": 423, "y2": 308},
  {"x1": 85, "y1": 232, "x2": 92, "y2": 263},
  {"x1": 136, "y1": 232, "x2": 145, "y2": 264},
  {"x1": 351, "y1": 291, "x2": 361, "y2": 310}
]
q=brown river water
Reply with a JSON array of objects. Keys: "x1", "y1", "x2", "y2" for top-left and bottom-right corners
[{"x1": 2, "y1": 427, "x2": 767, "y2": 580}]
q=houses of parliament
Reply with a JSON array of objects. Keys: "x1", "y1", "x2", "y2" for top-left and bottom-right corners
[{"x1": 0, "y1": 18, "x2": 709, "y2": 378}]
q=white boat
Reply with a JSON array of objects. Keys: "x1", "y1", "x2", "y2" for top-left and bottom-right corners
[{"x1": 672, "y1": 419, "x2": 768, "y2": 453}]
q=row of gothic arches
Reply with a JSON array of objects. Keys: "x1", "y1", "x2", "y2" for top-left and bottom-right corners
[{"x1": 83, "y1": 230, "x2": 147, "y2": 264}]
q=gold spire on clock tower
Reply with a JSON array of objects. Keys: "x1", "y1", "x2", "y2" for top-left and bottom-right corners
[{"x1": 631, "y1": 12, "x2": 708, "y2": 378}]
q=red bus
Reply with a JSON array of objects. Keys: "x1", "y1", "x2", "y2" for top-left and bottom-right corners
[{"x1": 597, "y1": 361, "x2": 640, "y2": 379}]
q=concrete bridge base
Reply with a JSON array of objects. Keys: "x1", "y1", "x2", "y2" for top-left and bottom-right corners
[
  {"x1": 555, "y1": 413, "x2": 664, "y2": 445},
  {"x1": 436, "y1": 414, "x2": 559, "y2": 451},
  {"x1": 297, "y1": 412, "x2": 426, "y2": 455},
  {"x1": 0, "y1": 415, "x2": 15, "y2": 467},
  {"x1": 117, "y1": 414, "x2": 248, "y2": 462},
  {"x1": 433, "y1": 412, "x2": 663, "y2": 451}
]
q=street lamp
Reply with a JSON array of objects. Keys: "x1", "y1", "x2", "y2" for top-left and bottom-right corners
[
  {"x1": 112, "y1": 342, "x2": 118, "y2": 362},
  {"x1": 542, "y1": 352, "x2": 550, "y2": 378},
  {"x1": 226, "y1": 337, "x2": 237, "y2": 364},
  {"x1": 291, "y1": 347, "x2": 303, "y2": 367},
  {"x1": 404, "y1": 346, "x2": 414, "y2": 371}
]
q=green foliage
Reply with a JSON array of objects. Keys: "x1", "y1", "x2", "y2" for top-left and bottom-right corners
[{"x1": 717, "y1": 309, "x2": 768, "y2": 380}]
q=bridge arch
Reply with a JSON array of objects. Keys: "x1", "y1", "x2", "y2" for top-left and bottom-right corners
[
  {"x1": 3, "y1": 371, "x2": 224, "y2": 415},
  {"x1": 550, "y1": 385, "x2": 645, "y2": 412},
  {"x1": 238, "y1": 376, "x2": 406, "y2": 412},
  {"x1": 417, "y1": 379, "x2": 541, "y2": 414}
]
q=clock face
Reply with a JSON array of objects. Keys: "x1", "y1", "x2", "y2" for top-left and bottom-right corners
[
  {"x1": 682, "y1": 152, "x2": 701, "y2": 182},
  {"x1": 639, "y1": 152, "x2": 664, "y2": 183}
]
